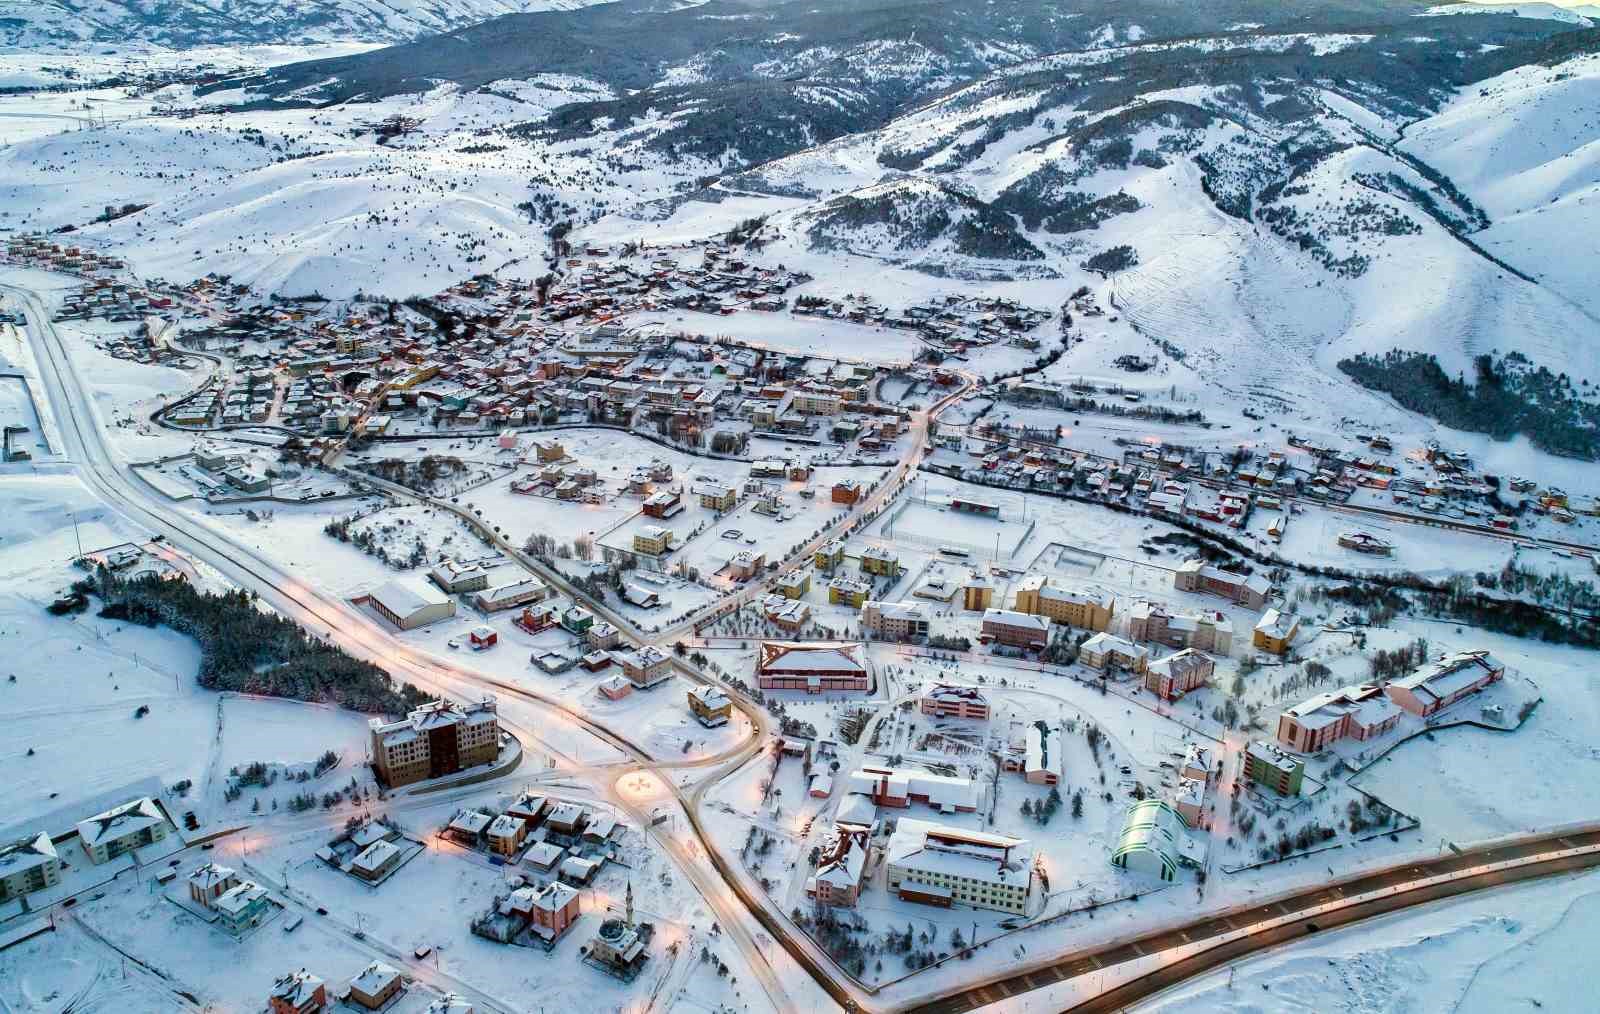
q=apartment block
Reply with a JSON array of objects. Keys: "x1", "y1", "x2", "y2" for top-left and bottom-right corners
[
  {"x1": 1012, "y1": 575, "x2": 1114, "y2": 631},
  {"x1": 369, "y1": 697, "x2": 500, "y2": 788}
]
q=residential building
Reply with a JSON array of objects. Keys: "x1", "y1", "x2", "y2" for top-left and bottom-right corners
[
  {"x1": 919, "y1": 684, "x2": 990, "y2": 721},
  {"x1": 349, "y1": 839, "x2": 401, "y2": 881},
  {"x1": 632, "y1": 525, "x2": 675, "y2": 557},
  {"x1": 1012, "y1": 575, "x2": 1114, "y2": 631},
  {"x1": 1110, "y1": 799, "x2": 1189, "y2": 881},
  {"x1": 962, "y1": 575, "x2": 995, "y2": 612},
  {"x1": 860, "y1": 545, "x2": 899, "y2": 577},
  {"x1": 76, "y1": 796, "x2": 172, "y2": 865},
  {"x1": 187, "y1": 862, "x2": 239, "y2": 909},
  {"x1": 1171, "y1": 776, "x2": 1206, "y2": 827},
  {"x1": 886, "y1": 819, "x2": 1033, "y2": 914},
  {"x1": 502, "y1": 881, "x2": 582, "y2": 945},
  {"x1": 1127, "y1": 601, "x2": 1233, "y2": 655},
  {"x1": 1251, "y1": 608, "x2": 1299, "y2": 655},
  {"x1": 827, "y1": 576, "x2": 870, "y2": 607},
  {"x1": 368, "y1": 696, "x2": 500, "y2": 788},
  {"x1": 688, "y1": 684, "x2": 732, "y2": 727},
  {"x1": 348, "y1": 962, "x2": 404, "y2": 1011},
  {"x1": 756, "y1": 641, "x2": 870, "y2": 693},
  {"x1": 762, "y1": 594, "x2": 811, "y2": 632},
  {"x1": 814, "y1": 540, "x2": 845, "y2": 571},
  {"x1": 641, "y1": 489, "x2": 682, "y2": 519},
  {"x1": 429, "y1": 559, "x2": 488, "y2": 594},
  {"x1": 269, "y1": 970, "x2": 326, "y2": 1014},
  {"x1": 446, "y1": 810, "x2": 493, "y2": 845},
  {"x1": 1275, "y1": 684, "x2": 1402, "y2": 752},
  {"x1": 774, "y1": 571, "x2": 810, "y2": 599},
  {"x1": 486, "y1": 815, "x2": 527, "y2": 856},
  {"x1": 0, "y1": 832, "x2": 61, "y2": 902},
  {"x1": 215, "y1": 880, "x2": 272, "y2": 935},
  {"x1": 694, "y1": 479, "x2": 738, "y2": 512},
  {"x1": 560, "y1": 606, "x2": 594, "y2": 635},
  {"x1": 1180, "y1": 744, "x2": 1212, "y2": 783},
  {"x1": 1243, "y1": 741, "x2": 1304, "y2": 796},
  {"x1": 598, "y1": 674, "x2": 632, "y2": 700},
  {"x1": 804, "y1": 829, "x2": 868, "y2": 907},
  {"x1": 979, "y1": 608, "x2": 1050, "y2": 650},
  {"x1": 1173, "y1": 558, "x2": 1271, "y2": 609},
  {"x1": 363, "y1": 576, "x2": 456, "y2": 630},
  {"x1": 728, "y1": 549, "x2": 766, "y2": 580},
  {"x1": 1143, "y1": 649, "x2": 1214, "y2": 701},
  {"x1": 1383, "y1": 650, "x2": 1505, "y2": 717},
  {"x1": 615, "y1": 644, "x2": 672, "y2": 687},
  {"x1": 859, "y1": 600, "x2": 929, "y2": 641},
  {"x1": 1079, "y1": 632, "x2": 1151, "y2": 674},
  {"x1": 472, "y1": 571, "x2": 549, "y2": 613},
  {"x1": 832, "y1": 479, "x2": 863, "y2": 505},
  {"x1": 845, "y1": 766, "x2": 978, "y2": 813}
]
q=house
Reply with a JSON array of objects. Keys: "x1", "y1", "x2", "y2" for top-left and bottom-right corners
[
  {"x1": 502, "y1": 881, "x2": 582, "y2": 945},
  {"x1": 804, "y1": 829, "x2": 868, "y2": 907},
  {"x1": 598, "y1": 674, "x2": 633, "y2": 700},
  {"x1": 559, "y1": 855, "x2": 601, "y2": 886},
  {"x1": 859, "y1": 545, "x2": 899, "y2": 577},
  {"x1": 350, "y1": 839, "x2": 402, "y2": 881},
  {"x1": 919, "y1": 684, "x2": 990, "y2": 721},
  {"x1": 774, "y1": 571, "x2": 810, "y2": 599},
  {"x1": 75, "y1": 796, "x2": 172, "y2": 864},
  {"x1": 1276, "y1": 684, "x2": 1402, "y2": 752},
  {"x1": 348, "y1": 962, "x2": 404, "y2": 1011},
  {"x1": 979, "y1": 608, "x2": 1050, "y2": 650},
  {"x1": 561, "y1": 606, "x2": 595, "y2": 635},
  {"x1": 468, "y1": 625, "x2": 497, "y2": 650},
  {"x1": 544, "y1": 802, "x2": 587, "y2": 836},
  {"x1": 1173, "y1": 558, "x2": 1271, "y2": 609},
  {"x1": 1243, "y1": 741, "x2": 1304, "y2": 796},
  {"x1": 859, "y1": 600, "x2": 929, "y2": 641},
  {"x1": 215, "y1": 880, "x2": 272, "y2": 935},
  {"x1": 756, "y1": 641, "x2": 869, "y2": 693},
  {"x1": 1251, "y1": 609, "x2": 1299, "y2": 655},
  {"x1": 587, "y1": 619, "x2": 621, "y2": 649},
  {"x1": 363, "y1": 576, "x2": 456, "y2": 630},
  {"x1": 187, "y1": 862, "x2": 239, "y2": 910},
  {"x1": 523, "y1": 841, "x2": 565, "y2": 872},
  {"x1": 446, "y1": 810, "x2": 493, "y2": 845},
  {"x1": 269, "y1": 969, "x2": 327, "y2": 1014},
  {"x1": 886, "y1": 820, "x2": 1032, "y2": 914},
  {"x1": 1012, "y1": 575, "x2": 1114, "y2": 631},
  {"x1": 1110, "y1": 799, "x2": 1189, "y2": 881},
  {"x1": 832, "y1": 479, "x2": 863, "y2": 505},
  {"x1": 827, "y1": 576, "x2": 871, "y2": 607},
  {"x1": 472, "y1": 571, "x2": 549, "y2": 612},
  {"x1": 1143, "y1": 649, "x2": 1214, "y2": 701},
  {"x1": 846, "y1": 766, "x2": 978, "y2": 813},
  {"x1": 694, "y1": 479, "x2": 738, "y2": 512},
  {"x1": 486, "y1": 815, "x2": 527, "y2": 856},
  {"x1": 1383, "y1": 650, "x2": 1505, "y2": 717},
  {"x1": 1073, "y1": 633, "x2": 1147, "y2": 674},
  {"x1": 615, "y1": 644, "x2": 672, "y2": 687},
  {"x1": 688, "y1": 684, "x2": 732, "y2": 727},
  {"x1": 642, "y1": 488, "x2": 683, "y2": 519},
  {"x1": 369, "y1": 697, "x2": 499, "y2": 788},
  {"x1": 762, "y1": 594, "x2": 811, "y2": 631}
]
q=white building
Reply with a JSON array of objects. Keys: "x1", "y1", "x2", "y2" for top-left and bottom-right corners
[
  {"x1": 886, "y1": 819, "x2": 1033, "y2": 914},
  {"x1": 76, "y1": 797, "x2": 172, "y2": 865},
  {"x1": 364, "y1": 576, "x2": 456, "y2": 630}
]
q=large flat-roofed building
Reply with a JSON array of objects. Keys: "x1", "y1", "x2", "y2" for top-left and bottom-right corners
[
  {"x1": 1173, "y1": 558, "x2": 1271, "y2": 609},
  {"x1": 1012, "y1": 575, "x2": 1114, "y2": 632},
  {"x1": 919, "y1": 684, "x2": 990, "y2": 721},
  {"x1": 1143, "y1": 649, "x2": 1214, "y2": 701},
  {"x1": 1243, "y1": 740, "x2": 1304, "y2": 796},
  {"x1": 76, "y1": 797, "x2": 172, "y2": 865},
  {"x1": 364, "y1": 576, "x2": 456, "y2": 630},
  {"x1": 979, "y1": 608, "x2": 1049, "y2": 650},
  {"x1": 1276, "y1": 684, "x2": 1402, "y2": 752},
  {"x1": 1383, "y1": 650, "x2": 1505, "y2": 717},
  {"x1": 0, "y1": 832, "x2": 61, "y2": 901},
  {"x1": 369, "y1": 696, "x2": 500, "y2": 788},
  {"x1": 886, "y1": 819, "x2": 1033, "y2": 914},
  {"x1": 1128, "y1": 601, "x2": 1234, "y2": 655},
  {"x1": 1079, "y1": 632, "x2": 1150, "y2": 674},
  {"x1": 845, "y1": 766, "x2": 978, "y2": 814},
  {"x1": 860, "y1": 600, "x2": 929, "y2": 641},
  {"x1": 472, "y1": 568, "x2": 549, "y2": 613},
  {"x1": 757, "y1": 641, "x2": 869, "y2": 693}
]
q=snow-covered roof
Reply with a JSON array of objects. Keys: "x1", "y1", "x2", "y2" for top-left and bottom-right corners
[
  {"x1": 350, "y1": 962, "x2": 401, "y2": 997},
  {"x1": 847, "y1": 766, "x2": 978, "y2": 810},
  {"x1": 758, "y1": 641, "x2": 866, "y2": 675},
  {"x1": 213, "y1": 879, "x2": 268, "y2": 916},
  {"x1": 1253, "y1": 608, "x2": 1298, "y2": 640},
  {"x1": 449, "y1": 811, "x2": 493, "y2": 836},
  {"x1": 487, "y1": 815, "x2": 525, "y2": 839},
  {"x1": 981, "y1": 608, "x2": 1049, "y2": 632},
  {"x1": 1387, "y1": 650, "x2": 1505, "y2": 701},
  {"x1": 0, "y1": 832, "x2": 57, "y2": 878},
  {"x1": 270, "y1": 970, "x2": 324, "y2": 1005},
  {"x1": 76, "y1": 796, "x2": 167, "y2": 848},
  {"x1": 887, "y1": 818, "x2": 1032, "y2": 891},
  {"x1": 369, "y1": 575, "x2": 450, "y2": 619},
  {"x1": 186, "y1": 861, "x2": 235, "y2": 891},
  {"x1": 351, "y1": 839, "x2": 400, "y2": 874}
]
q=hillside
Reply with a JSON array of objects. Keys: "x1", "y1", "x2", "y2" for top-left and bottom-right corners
[{"x1": 0, "y1": 0, "x2": 606, "y2": 49}]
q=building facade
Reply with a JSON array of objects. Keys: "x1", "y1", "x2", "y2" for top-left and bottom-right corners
[
  {"x1": 369, "y1": 697, "x2": 500, "y2": 788},
  {"x1": 1012, "y1": 575, "x2": 1114, "y2": 631}
]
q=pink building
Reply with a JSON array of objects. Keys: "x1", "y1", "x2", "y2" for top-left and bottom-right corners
[
  {"x1": 1383, "y1": 651, "x2": 1505, "y2": 717},
  {"x1": 1276, "y1": 684, "x2": 1402, "y2": 753},
  {"x1": 919, "y1": 684, "x2": 990, "y2": 720}
]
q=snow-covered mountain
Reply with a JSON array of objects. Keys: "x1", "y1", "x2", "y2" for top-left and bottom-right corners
[{"x1": 0, "y1": 0, "x2": 608, "y2": 50}]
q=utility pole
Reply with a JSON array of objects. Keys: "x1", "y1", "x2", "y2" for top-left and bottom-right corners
[{"x1": 71, "y1": 511, "x2": 84, "y2": 563}]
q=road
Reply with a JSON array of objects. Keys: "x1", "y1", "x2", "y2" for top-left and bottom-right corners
[{"x1": 908, "y1": 825, "x2": 1600, "y2": 1014}]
